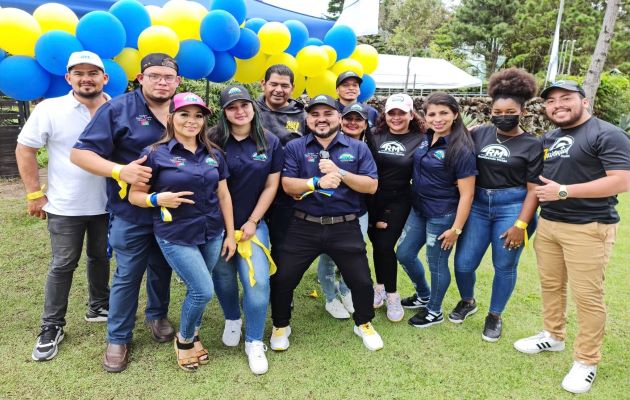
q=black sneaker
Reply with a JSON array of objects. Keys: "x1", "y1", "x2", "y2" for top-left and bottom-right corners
[
  {"x1": 85, "y1": 307, "x2": 109, "y2": 322},
  {"x1": 482, "y1": 313, "x2": 502, "y2": 342},
  {"x1": 448, "y1": 300, "x2": 478, "y2": 323},
  {"x1": 401, "y1": 294, "x2": 430, "y2": 309},
  {"x1": 408, "y1": 308, "x2": 444, "y2": 328},
  {"x1": 32, "y1": 325, "x2": 64, "y2": 361}
]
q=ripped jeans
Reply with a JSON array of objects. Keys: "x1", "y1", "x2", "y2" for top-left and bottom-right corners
[{"x1": 396, "y1": 209, "x2": 456, "y2": 313}]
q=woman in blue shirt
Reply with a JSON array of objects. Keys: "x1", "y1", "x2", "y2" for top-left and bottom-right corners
[
  {"x1": 396, "y1": 92, "x2": 477, "y2": 328},
  {"x1": 209, "y1": 85, "x2": 283, "y2": 375},
  {"x1": 129, "y1": 92, "x2": 236, "y2": 372}
]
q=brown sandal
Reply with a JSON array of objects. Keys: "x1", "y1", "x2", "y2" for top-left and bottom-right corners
[
  {"x1": 193, "y1": 335, "x2": 209, "y2": 365},
  {"x1": 174, "y1": 338, "x2": 199, "y2": 372}
]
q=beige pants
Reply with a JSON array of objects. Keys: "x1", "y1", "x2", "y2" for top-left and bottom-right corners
[{"x1": 533, "y1": 217, "x2": 617, "y2": 365}]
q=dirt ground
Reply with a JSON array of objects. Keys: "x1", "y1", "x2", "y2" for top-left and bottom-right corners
[{"x1": 0, "y1": 169, "x2": 47, "y2": 201}]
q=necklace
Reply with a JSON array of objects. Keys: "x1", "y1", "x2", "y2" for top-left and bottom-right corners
[{"x1": 495, "y1": 128, "x2": 522, "y2": 144}]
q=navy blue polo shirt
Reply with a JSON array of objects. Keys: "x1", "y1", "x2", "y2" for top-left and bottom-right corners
[
  {"x1": 411, "y1": 132, "x2": 477, "y2": 217},
  {"x1": 142, "y1": 139, "x2": 229, "y2": 245},
  {"x1": 282, "y1": 132, "x2": 378, "y2": 216},
  {"x1": 74, "y1": 88, "x2": 166, "y2": 226},
  {"x1": 225, "y1": 131, "x2": 284, "y2": 227}
]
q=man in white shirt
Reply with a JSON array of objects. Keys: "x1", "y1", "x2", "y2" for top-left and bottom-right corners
[{"x1": 15, "y1": 51, "x2": 111, "y2": 362}]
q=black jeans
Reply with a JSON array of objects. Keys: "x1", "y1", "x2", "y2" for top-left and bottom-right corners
[
  {"x1": 367, "y1": 189, "x2": 412, "y2": 293},
  {"x1": 271, "y1": 217, "x2": 375, "y2": 327},
  {"x1": 42, "y1": 213, "x2": 110, "y2": 327},
  {"x1": 266, "y1": 203, "x2": 295, "y2": 262}
]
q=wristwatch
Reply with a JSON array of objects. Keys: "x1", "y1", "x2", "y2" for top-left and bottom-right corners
[
  {"x1": 558, "y1": 185, "x2": 569, "y2": 200},
  {"x1": 338, "y1": 169, "x2": 348, "y2": 179},
  {"x1": 451, "y1": 227, "x2": 462, "y2": 235}
]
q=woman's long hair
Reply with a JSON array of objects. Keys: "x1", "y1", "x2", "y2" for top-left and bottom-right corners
[
  {"x1": 208, "y1": 101, "x2": 268, "y2": 153},
  {"x1": 423, "y1": 92, "x2": 474, "y2": 168},
  {"x1": 150, "y1": 109, "x2": 222, "y2": 159}
]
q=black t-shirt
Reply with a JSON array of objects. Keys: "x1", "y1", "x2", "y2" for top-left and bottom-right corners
[
  {"x1": 540, "y1": 117, "x2": 630, "y2": 224},
  {"x1": 366, "y1": 129, "x2": 424, "y2": 192},
  {"x1": 473, "y1": 125, "x2": 543, "y2": 189}
]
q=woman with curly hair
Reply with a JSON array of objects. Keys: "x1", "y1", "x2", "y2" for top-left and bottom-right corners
[{"x1": 450, "y1": 68, "x2": 542, "y2": 342}]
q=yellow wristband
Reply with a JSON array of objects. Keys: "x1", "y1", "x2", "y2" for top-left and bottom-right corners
[
  {"x1": 26, "y1": 190, "x2": 45, "y2": 201},
  {"x1": 111, "y1": 164, "x2": 128, "y2": 199},
  {"x1": 111, "y1": 164, "x2": 123, "y2": 180},
  {"x1": 306, "y1": 178, "x2": 315, "y2": 191},
  {"x1": 514, "y1": 220, "x2": 528, "y2": 230},
  {"x1": 146, "y1": 194, "x2": 154, "y2": 207}
]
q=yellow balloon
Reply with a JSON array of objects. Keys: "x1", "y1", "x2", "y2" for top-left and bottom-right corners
[
  {"x1": 0, "y1": 8, "x2": 42, "y2": 56},
  {"x1": 296, "y1": 46, "x2": 329, "y2": 78},
  {"x1": 33, "y1": 3, "x2": 78, "y2": 34},
  {"x1": 162, "y1": 0, "x2": 203, "y2": 40},
  {"x1": 350, "y1": 44, "x2": 379, "y2": 74},
  {"x1": 331, "y1": 58, "x2": 364, "y2": 77},
  {"x1": 292, "y1": 72, "x2": 306, "y2": 98},
  {"x1": 114, "y1": 47, "x2": 142, "y2": 81},
  {"x1": 321, "y1": 45, "x2": 337, "y2": 68},
  {"x1": 145, "y1": 5, "x2": 167, "y2": 26},
  {"x1": 265, "y1": 53, "x2": 298, "y2": 74},
  {"x1": 233, "y1": 52, "x2": 268, "y2": 84},
  {"x1": 305, "y1": 70, "x2": 337, "y2": 98},
  {"x1": 258, "y1": 22, "x2": 290, "y2": 55},
  {"x1": 137, "y1": 26, "x2": 180, "y2": 58}
]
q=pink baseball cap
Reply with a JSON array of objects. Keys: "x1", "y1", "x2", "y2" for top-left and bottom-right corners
[
  {"x1": 385, "y1": 93, "x2": 414, "y2": 113},
  {"x1": 171, "y1": 92, "x2": 212, "y2": 115}
]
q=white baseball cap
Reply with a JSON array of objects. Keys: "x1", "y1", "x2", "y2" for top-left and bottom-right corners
[
  {"x1": 385, "y1": 93, "x2": 414, "y2": 113},
  {"x1": 66, "y1": 51, "x2": 105, "y2": 71}
]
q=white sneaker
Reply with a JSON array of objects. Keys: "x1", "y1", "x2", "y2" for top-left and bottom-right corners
[
  {"x1": 353, "y1": 322, "x2": 384, "y2": 351},
  {"x1": 562, "y1": 361, "x2": 597, "y2": 394},
  {"x1": 513, "y1": 330, "x2": 565, "y2": 354},
  {"x1": 373, "y1": 284, "x2": 386, "y2": 308},
  {"x1": 269, "y1": 326, "x2": 291, "y2": 351},
  {"x1": 222, "y1": 319, "x2": 242, "y2": 347},
  {"x1": 340, "y1": 292, "x2": 355, "y2": 314},
  {"x1": 244, "y1": 341, "x2": 269, "y2": 375},
  {"x1": 325, "y1": 298, "x2": 351, "y2": 319},
  {"x1": 386, "y1": 292, "x2": 404, "y2": 322}
]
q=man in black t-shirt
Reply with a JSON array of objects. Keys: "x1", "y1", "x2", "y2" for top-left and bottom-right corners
[{"x1": 513, "y1": 81, "x2": 630, "y2": 394}]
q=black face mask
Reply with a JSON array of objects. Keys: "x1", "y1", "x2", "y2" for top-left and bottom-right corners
[{"x1": 491, "y1": 115, "x2": 520, "y2": 132}]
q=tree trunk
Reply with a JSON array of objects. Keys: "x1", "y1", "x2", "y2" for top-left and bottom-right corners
[{"x1": 583, "y1": 0, "x2": 621, "y2": 108}]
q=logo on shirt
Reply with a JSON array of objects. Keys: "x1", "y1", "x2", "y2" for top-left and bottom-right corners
[
  {"x1": 478, "y1": 144, "x2": 510, "y2": 163},
  {"x1": 433, "y1": 149, "x2": 446, "y2": 160},
  {"x1": 419, "y1": 140, "x2": 429, "y2": 150},
  {"x1": 285, "y1": 120, "x2": 301, "y2": 133},
  {"x1": 136, "y1": 114, "x2": 152, "y2": 126},
  {"x1": 304, "y1": 152, "x2": 318, "y2": 163},
  {"x1": 252, "y1": 152, "x2": 268, "y2": 162},
  {"x1": 205, "y1": 157, "x2": 218, "y2": 167},
  {"x1": 338, "y1": 153, "x2": 355, "y2": 162},
  {"x1": 171, "y1": 156, "x2": 187, "y2": 168},
  {"x1": 545, "y1": 136, "x2": 574, "y2": 160},
  {"x1": 378, "y1": 141, "x2": 406, "y2": 156}
]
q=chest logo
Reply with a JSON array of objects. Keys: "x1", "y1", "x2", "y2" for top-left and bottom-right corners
[
  {"x1": 419, "y1": 140, "x2": 429, "y2": 150},
  {"x1": 545, "y1": 136, "x2": 574, "y2": 160},
  {"x1": 285, "y1": 120, "x2": 301, "y2": 133},
  {"x1": 171, "y1": 156, "x2": 187, "y2": 168},
  {"x1": 338, "y1": 153, "x2": 355, "y2": 162},
  {"x1": 378, "y1": 141, "x2": 406, "y2": 156},
  {"x1": 433, "y1": 149, "x2": 446, "y2": 160},
  {"x1": 304, "y1": 152, "x2": 318, "y2": 163},
  {"x1": 205, "y1": 157, "x2": 218, "y2": 167},
  {"x1": 479, "y1": 144, "x2": 510, "y2": 163},
  {"x1": 136, "y1": 114, "x2": 152, "y2": 126},
  {"x1": 252, "y1": 152, "x2": 268, "y2": 162}
]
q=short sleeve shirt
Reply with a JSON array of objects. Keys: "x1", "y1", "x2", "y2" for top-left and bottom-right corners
[{"x1": 366, "y1": 129, "x2": 424, "y2": 192}]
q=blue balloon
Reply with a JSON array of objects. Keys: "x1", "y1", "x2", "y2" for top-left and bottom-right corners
[
  {"x1": 44, "y1": 74, "x2": 72, "y2": 98},
  {"x1": 176, "y1": 40, "x2": 216, "y2": 79},
  {"x1": 76, "y1": 11, "x2": 126, "y2": 59},
  {"x1": 200, "y1": 10, "x2": 241, "y2": 52},
  {"x1": 35, "y1": 30, "x2": 84, "y2": 76},
  {"x1": 0, "y1": 50, "x2": 6, "y2": 62},
  {"x1": 0, "y1": 56, "x2": 51, "y2": 101},
  {"x1": 284, "y1": 20, "x2": 309, "y2": 56},
  {"x1": 210, "y1": 0, "x2": 247, "y2": 25},
  {"x1": 207, "y1": 51, "x2": 236, "y2": 83},
  {"x1": 244, "y1": 18, "x2": 267, "y2": 34},
  {"x1": 304, "y1": 38, "x2": 324, "y2": 47},
  {"x1": 102, "y1": 59, "x2": 128, "y2": 97},
  {"x1": 323, "y1": 25, "x2": 357, "y2": 60},
  {"x1": 357, "y1": 74, "x2": 376, "y2": 102},
  {"x1": 109, "y1": 0, "x2": 151, "y2": 49},
  {"x1": 228, "y1": 28, "x2": 260, "y2": 60}
]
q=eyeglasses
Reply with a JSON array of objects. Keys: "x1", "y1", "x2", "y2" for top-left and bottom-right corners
[{"x1": 144, "y1": 73, "x2": 178, "y2": 84}]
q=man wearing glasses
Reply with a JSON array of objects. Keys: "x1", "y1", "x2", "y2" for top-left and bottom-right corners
[{"x1": 71, "y1": 53, "x2": 181, "y2": 372}]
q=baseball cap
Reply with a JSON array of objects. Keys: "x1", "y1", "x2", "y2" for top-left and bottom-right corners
[
  {"x1": 385, "y1": 93, "x2": 414, "y2": 113},
  {"x1": 306, "y1": 94, "x2": 338, "y2": 112},
  {"x1": 171, "y1": 92, "x2": 212, "y2": 115},
  {"x1": 66, "y1": 51, "x2": 104, "y2": 71},
  {"x1": 141, "y1": 53, "x2": 178, "y2": 73},
  {"x1": 540, "y1": 80, "x2": 585, "y2": 99},
  {"x1": 336, "y1": 71, "x2": 363, "y2": 87},
  {"x1": 342, "y1": 103, "x2": 368, "y2": 120},
  {"x1": 219, "y1": 84, "x2": 253, "y2": 108}
]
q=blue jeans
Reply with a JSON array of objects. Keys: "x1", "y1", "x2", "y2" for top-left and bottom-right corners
[
  {"x1": 107, "y1": 215, "x2": 172, "y2": 344},
  {"x1": 212, "y1": 222, "x2": 271, "y2": 342},
  {"x1": 156, "y1": 235, "x2": 223, "y2": 341},
  {"x1": 396, "y1": 209, "x2": 456, "y2": 313},
  {"x1": 454, "y1": 187, "x2": 537, "y2": 314},
  {"x1": 317, "y1": 213, "x2": 368, "y2": 302}
]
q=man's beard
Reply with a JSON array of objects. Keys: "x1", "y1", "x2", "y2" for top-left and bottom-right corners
[
  {"x1": 144, "y1": 91, "x2": 172, "y2": 105},
  {"x1": 74, "y1": 88, "x2": 103, "y2": 100},
  {"x1": 313, "y1": 126, "x2": 338, "y2": 139},
  {"x1": 550, "y1": 106, "x2": 585, "y2": 128}
]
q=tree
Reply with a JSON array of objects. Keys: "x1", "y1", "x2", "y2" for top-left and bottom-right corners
[
  {"x1": 383, "y1": 0, "x2": 447, "y2": 56},
  {"x1": 326, "y1": 0, "x2": 344, "y2": 19}
]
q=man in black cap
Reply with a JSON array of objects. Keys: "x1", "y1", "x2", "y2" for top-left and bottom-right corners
[
  {"x1": 513, "y1": 80, "x2": 630, "y2": 394},
  {"x1": 71, "y1": 53, "x2": 182, "y2": 372},
  {"x1": 335, "y1": 71, "x2": 378, "y2": 128},
  {"x1": 269, "y1": 94, "x2": 384, "y2": 352}
]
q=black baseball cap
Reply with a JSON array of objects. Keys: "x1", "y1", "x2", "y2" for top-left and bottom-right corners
[
  {"x1": 306, "y1": 94, "x2": 338, "y2": 112},
  {"x1": 141, "y1": 53, "x2": 178, "y2": 73},
  {"x1": 336, "y1": 71, "x2": 363, "y2": 88},
  {"x1": 219, "y1": 84, "x2": 253, "y2": 108},
  {"x1": 540, "y1": 80, "x2": 585, "y2": 99},
  {"x1": 342, "y1": 103, "x2": 368, "y2": 120}
]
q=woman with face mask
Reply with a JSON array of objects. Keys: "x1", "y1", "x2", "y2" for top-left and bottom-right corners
[{"x1": 451, "y1": 68, "x2": 542, "y2": 342}]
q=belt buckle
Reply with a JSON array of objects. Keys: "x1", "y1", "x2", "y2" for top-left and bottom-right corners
[{"x1": 320, "y1": 216, "x2": 335, "y2": 225}]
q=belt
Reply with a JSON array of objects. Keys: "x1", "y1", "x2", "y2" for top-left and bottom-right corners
[{"x1": 294, "y1": 211, "x2": 357, "y2": 225}]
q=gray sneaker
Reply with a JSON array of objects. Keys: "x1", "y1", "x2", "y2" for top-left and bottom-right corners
[
  {"x1": 85, "y1": 307, "x2": 108, "y2": 322},
  {"x1": 32, "y1": 325, "x2": 64, "y2": 361}
]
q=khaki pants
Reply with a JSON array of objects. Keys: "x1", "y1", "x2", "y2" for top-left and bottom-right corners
[{"x1": 534, "y1": 217, "x2": 617, "y2": 365}]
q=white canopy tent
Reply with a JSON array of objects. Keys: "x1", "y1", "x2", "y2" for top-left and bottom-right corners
[{"x1": 372, "y1": 55, "x2": 483, "y2": 92}]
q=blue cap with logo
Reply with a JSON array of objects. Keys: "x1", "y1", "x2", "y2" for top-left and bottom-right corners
[
  {"x1": 306, "y1": 94, "x2": 338, "y2": 112},
  {"x1": 219, "y1": 84, "x2": 253, "y2": 108},
  {"x1": 342, "y1": 103, "x2": 368, "y2": 120},
  {"x1": 540, "y1": 80, "x2": 585, "y2": 99}
]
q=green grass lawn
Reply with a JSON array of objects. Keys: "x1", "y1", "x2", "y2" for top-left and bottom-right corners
[{"x1": 0, "y1": 184, "x2": 628, "y2": 400}]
